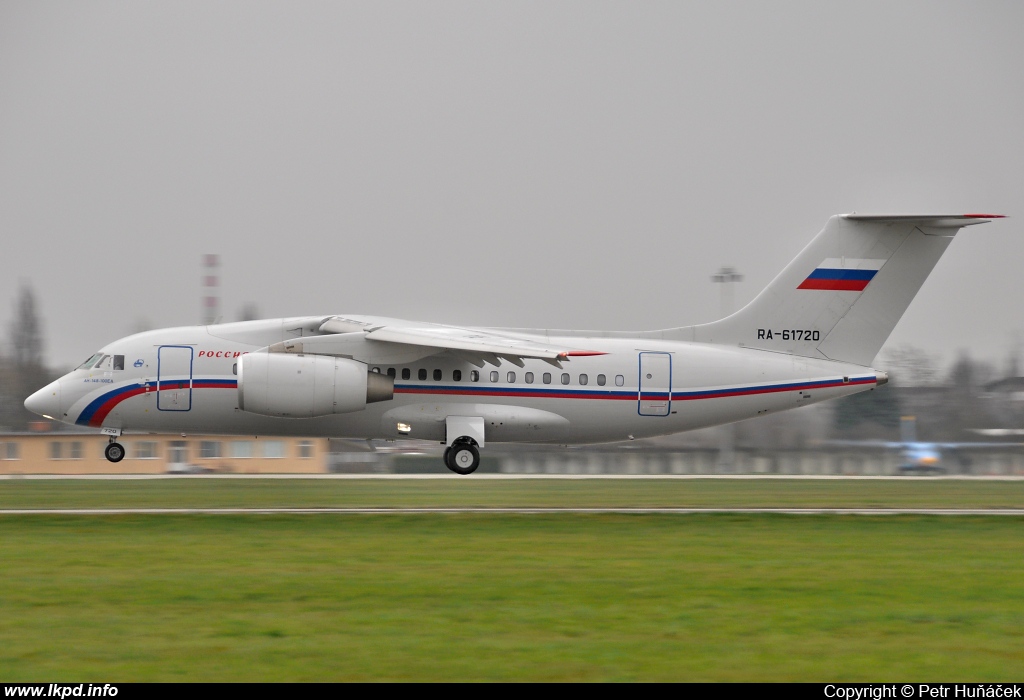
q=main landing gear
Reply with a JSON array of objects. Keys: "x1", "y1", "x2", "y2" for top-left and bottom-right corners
[
  {"x1": 443, "y1": 440, "x2": 480, "y2": 475},
  {"x1": 104, "y1": 439, "x2": 125, "y2": 463}
]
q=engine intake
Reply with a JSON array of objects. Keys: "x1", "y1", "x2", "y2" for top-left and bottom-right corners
[{"x1": 238, "y1": 353, "x2": 393, "y2": 418}]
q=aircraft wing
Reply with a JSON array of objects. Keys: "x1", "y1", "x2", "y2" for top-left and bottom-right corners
[
  {"x1": 821, "y1": 440, "x2": 905, "y2": 449},
  {"x1": 934, "y1": 442, "x2": 1024, "y2": 450},
  {"x1": 316, "y1": 316, "x2": 605, "y2": 368},
  {"x1": 823, "y1": 439, "x2": 1024, "y2": 450}
]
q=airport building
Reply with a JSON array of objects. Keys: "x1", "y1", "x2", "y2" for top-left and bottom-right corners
[{"x1": 0, "y1": 432, "x2": 330, "y2": 475}]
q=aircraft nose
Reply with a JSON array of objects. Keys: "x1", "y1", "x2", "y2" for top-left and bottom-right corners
[{"x1": 25, "y1": 380, "x2": 61, "y2": 420}]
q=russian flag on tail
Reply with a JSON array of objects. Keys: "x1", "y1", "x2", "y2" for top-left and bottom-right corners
[{"x1": 797, "y1": 258, "x2": 887, "y2": 292}]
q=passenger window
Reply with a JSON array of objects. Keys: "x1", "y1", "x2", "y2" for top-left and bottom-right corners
[
  {"x1": 579, "y1": 374, "x2": 588, "y2": 385},
  {"x1": 402, "y1": 368, "x2": 411, "y2": 380},
  {"x1": 615, "y1": 375, "x2": 624, "y2": 386},
  {"x1": 433, "y1": 369, "x2": 442, "y2": 381},
  {"x1": 113, "y1": 355, "x2": 125, "y2": 371},
  {"x1": 387, "y1": 368, "x2": 396, "y2": 378},
  {"x1": 371, "y1": 367, "x2": 380, "y2": 373},
  {"x1": 525, "y1": 372, "x2": 534, "y2": 384},
  {"x1": 543, "y1": 373, "x2": 552, "y2": 384},
  {"x1": 418, "y1": 368, "x2": 427, "y2": 381},
  {"x1": 490, "y1": 371, "x2": 499, "y2": 383},
  {"x1": 597, "y1": 374, "x2": 606, "y2": 386},
  {"x1": 471, "y1": 370, "x2": 479, "y2": 382},
  {"x1": 232, "y1": 363, "x2": 237, "y2": 376},
  {"x1": 561, "y1": 373, "x2": 570, "y2": 385},
  {"x1": 453, "y1": 369, "x2": 462, "y2": 382},
  {"x1": 507, "y1": 371, "x2": 516, "y2": 383}
]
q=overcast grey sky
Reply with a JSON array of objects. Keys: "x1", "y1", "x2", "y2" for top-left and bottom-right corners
[{"x1": 1, "y1": 1, "x2": 1021, "y2": 370}]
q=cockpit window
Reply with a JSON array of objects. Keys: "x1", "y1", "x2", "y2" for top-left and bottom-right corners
[
  {"x1": 113, "y1": 355, "x2": 125, "y2": 371},
  {"x1": 94, "y1": 355, "x2": 112, "y2": 370},
  {"x1": 77, "y1": 354, "x2": 102, "y2": 370}
]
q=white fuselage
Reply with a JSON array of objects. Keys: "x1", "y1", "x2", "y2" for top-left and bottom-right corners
[{"x1": 38, "y1": 316, "x2": 883, "y2": 445}]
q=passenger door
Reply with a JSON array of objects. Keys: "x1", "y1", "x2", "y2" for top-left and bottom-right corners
[
  {"x1": 157, "y1": 346, "x2": 193, "y2": 411},
  {"x1": 638, "y1": 352, "x2": 672, "y2": 416}
]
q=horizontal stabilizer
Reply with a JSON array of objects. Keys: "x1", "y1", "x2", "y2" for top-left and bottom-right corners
[{"x1": 844, "y1": 213, "x2": 1005, "y2": 228}]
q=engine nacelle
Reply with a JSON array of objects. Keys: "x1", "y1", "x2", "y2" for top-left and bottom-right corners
[{"x1": 238, "y1": 353, "x2": 393, "y2": 418}]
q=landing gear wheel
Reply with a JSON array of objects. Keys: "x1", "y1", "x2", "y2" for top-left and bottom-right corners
[
  {"x1": 445, "y1": 443, "x2": 480, "y2": 475},
  {"x1": 104, "y1": 442, "x2": 125, "y2": 463}
]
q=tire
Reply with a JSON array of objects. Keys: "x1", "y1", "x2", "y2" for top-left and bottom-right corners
[
  {"x1": 445, "y1": 443, "x2": 480, "y2": 475},
  {"x1": 105, "y1": 442, "x2": 125, "y2": 463}
]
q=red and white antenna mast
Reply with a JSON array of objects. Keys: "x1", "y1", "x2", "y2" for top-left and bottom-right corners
[{"x1": 202, "y1": 254, "x2": 220, "y2": 325}]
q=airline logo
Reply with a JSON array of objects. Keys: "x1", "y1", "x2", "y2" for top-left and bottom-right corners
[{"x1": 797, "y1": 258, "x2": 886, "y2": 292}]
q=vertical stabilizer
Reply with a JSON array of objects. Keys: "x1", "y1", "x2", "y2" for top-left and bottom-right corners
[
  {"x1": 900, "y1": 415, "x2": 918, "y2": 443},
  {"x1": 668, "y1": 214, "x2": 1002, "y2": 367}
]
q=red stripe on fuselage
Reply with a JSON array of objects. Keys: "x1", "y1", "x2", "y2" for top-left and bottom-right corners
[
  {"x1": 796, "y1": 278, "x2": 870, "y2": 291},
  {"x1": 86, "y1": 385, "x2": 151, "y2": 427},
  {"x1": 83, "y1": 380, "x2": 239, "y2": 427}
]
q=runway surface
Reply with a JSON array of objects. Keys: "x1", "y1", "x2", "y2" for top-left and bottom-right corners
[
  {"x1": 2, "y1": 473, "x2": 1023, "y2": 481},
  {"x1": 2, "y1": 507, "x2": 1023, "y2": 515}
]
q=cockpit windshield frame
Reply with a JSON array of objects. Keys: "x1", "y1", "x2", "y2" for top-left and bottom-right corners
[{"x1": 77, "y1": 353, "x2": 102, "y2": 370}]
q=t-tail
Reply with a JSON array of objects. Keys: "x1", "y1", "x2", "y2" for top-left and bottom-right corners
[{"x1": 669, "y1": 213, "x2": 1005, "y2": 366}]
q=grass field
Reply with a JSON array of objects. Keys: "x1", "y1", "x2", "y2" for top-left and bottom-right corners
[
  {"x1": 1, "y1": 476, "x2": 1023, "y2": 510},
  {"x1": 1, "y1": 479, "x2": 1023, "y2": 681}
]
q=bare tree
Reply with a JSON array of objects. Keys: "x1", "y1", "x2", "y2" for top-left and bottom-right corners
[{"x1": 878, "y1": 344, "x2": 942, "y2": 387}]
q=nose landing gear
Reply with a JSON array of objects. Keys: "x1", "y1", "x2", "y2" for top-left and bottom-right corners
[
  {"x1": 104, "y1": 437, "x2": 125, "y2": 463},
  {"x1": 100, "y1": 427, "x2": 125, "y2": 463}
]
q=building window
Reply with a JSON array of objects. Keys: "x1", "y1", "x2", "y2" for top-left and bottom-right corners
[
  {"x1": 402, "y1": 368, "x2": 411, "y2": 380},
  {"x1": 387, "y1": 368, "x2": 396, "y2": 378},
  {"x1": 134, "y1": 441, "x2": 158, "y2": 459},
  {"x1": 561, "y1": 373, "x2": 570, "y2": 385},
  {"x1": 4, "y1": 442, "x2": 18, "y2": 460},
  {"x1": 490, "y1": 371, "x2": 499, "y2": 383},
  {"x1": 200, "y1": 441, "x2": 222, "y2": 459},
  {"x1": 69, "y1": 441, "x2": 83, "y2": 459},
  {"x1": 507, "y1": 371, "x2": 516, "y2": 383},
  {"x1": 263, "y1": 441, "x2": 285, "y2": 458},
  {"x1": 597, "y1": 374, "x2": 606, "y2": 386},
  {"x1": 525, "y1": 372, "x2": 534, "y2": 384},
  {"x1": 298, "y1": 441, "x2": 314, "y2": 459},
  {"x1": 49, "y1": 442, "x2": 62, "y2": 460},
  {"x1": 470, "y1": 370, "x2": 479, "y2": 382},
  {"x1": 418, "y1": 368, "x2": 427, "y2": 381},
  {"x1": 168, "y1": 441, "x2": 188, "y2": 464},
  {"x1": 615, "y1": 375, "x2": 625, "y2": 386},
  {"x1": 543, "y1": 372, "x2": 552, "y2": 385},
  {"x1": 579, "y1": 374, "x2": 588, "y2": 386},
  {"x1": 433, "y1": 369, "x2": 442, "y2": 381},
  {"x1": 230, "y1": 441, "x2": 253, "y2": 459}
]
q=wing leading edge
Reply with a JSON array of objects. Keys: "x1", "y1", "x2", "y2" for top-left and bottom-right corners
[{"x1": 261, "y1": 316, "x2": 606, "y2": 368}]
